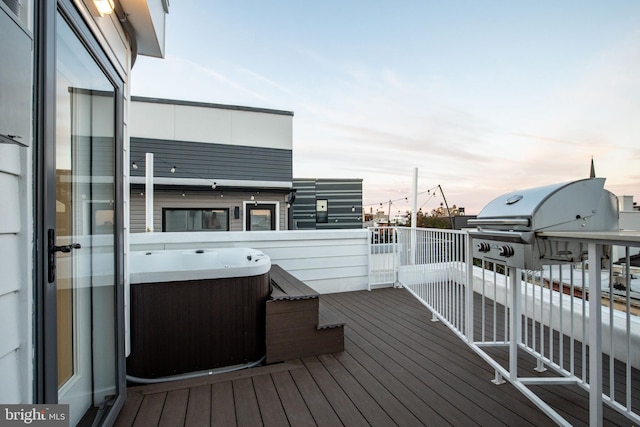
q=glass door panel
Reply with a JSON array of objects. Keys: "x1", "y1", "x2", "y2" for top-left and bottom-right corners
[
  {"x1": 246, "y1": 204, "x2": 276, "y2": 230},
  {"x1": 55, "y1": 13, "x2": 117, "y2": 425}
]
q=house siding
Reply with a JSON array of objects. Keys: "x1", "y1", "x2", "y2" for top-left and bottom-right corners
[
  {"x1": 129, "y1": 188, "x2": 288, "y2": 232},
  {"x1": 0, "y1": 144, "x2": 31, "y2": 404},
  {"x1": 292, "y1": 178, "x2": 363, "y2": 229},
  {"x1": 130, "y1": 138, "x2": 292, "y2": 183}
]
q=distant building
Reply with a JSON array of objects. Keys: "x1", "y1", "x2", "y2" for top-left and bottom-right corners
[
  {"x1": 620, "y1": 195, "x2": 640, "y2": 230},
  {"x1": 129, "y1": 97, "x2": 294, "y2": 231},
  {"x1": 291, "y1": 178, "x2": 363, "y2": 229}
]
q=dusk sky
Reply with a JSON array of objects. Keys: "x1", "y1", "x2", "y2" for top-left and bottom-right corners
[{"x1": 131, "y1": 1, "x2": 640, "y2": 215}]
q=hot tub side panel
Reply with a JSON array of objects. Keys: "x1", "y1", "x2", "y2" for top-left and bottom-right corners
[{"x1": 127, "y1": 273, "x2": 270, "y2": 379}]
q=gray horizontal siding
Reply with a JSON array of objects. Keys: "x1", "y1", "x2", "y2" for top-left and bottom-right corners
[
  {"x1": 130, "y1": 188, "x2": 288, "y2": 233},
  {"x1": 74, "y1": 136, "x2": 115, "y2": 178},
  {"x1": 130, "y1": 138, "x2": 292, "y2": 182},
  {"x1": 292, "y1": 178, "x2": 363, "y2": 230}
]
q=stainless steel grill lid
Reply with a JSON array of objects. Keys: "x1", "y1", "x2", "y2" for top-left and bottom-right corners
[
  {"x1": 468, "y1": 178, "x2": 619, "y2": 269},
  {"x1": 469, "y1": 178, "x2": 618, "y2": 233}
]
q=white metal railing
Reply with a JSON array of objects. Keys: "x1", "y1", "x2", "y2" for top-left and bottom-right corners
[
  {"x1": 371, "y1": 227, "x2": 640, "y2": 427},
  {"x1": 395, "y1": 227, "x2": 469, "y2": 336}
]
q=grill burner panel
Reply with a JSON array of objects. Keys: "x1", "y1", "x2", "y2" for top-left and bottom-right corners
[{"x1": 469, "y1": 178, "x2": 618, "y2": 269}]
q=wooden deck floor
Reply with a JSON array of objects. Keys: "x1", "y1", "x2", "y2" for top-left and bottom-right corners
[{"x1": 114, "y1": 287, "x2": 634, "y2": 426}]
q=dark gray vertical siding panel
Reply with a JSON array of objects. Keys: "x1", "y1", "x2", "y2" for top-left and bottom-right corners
[{"x1": 130, "y1": 138, "x2": 292, "y2": 182}]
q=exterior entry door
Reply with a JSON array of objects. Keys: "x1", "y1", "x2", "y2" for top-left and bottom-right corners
[
  {"x1": 53, "y1": 11, "x2": 119, "y2": 426},
  {"x1": 246, "y1": 203, "x2": 277, "y2": 230}
]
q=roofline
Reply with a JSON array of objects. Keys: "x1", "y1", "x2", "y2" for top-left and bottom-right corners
[{"x1": 131, "y1": 96, "x2": 294, "y2": 116}]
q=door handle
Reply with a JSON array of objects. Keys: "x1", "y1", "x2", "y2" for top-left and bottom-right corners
[
  {"x1": 52, "y1": 243, "x2": 82, "y2": 253},
  {"x1": 48, "y1": 229, "x2": 81, "y2": 282}
]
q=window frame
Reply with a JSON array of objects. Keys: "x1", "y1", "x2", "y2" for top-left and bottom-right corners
[
  {"x1": 316, "y1": 198, "x2": 328, "y2": 223},
  {"x1": 162, "y1": 207, "x2": 230, "y2": 232},
  {"x1": 243, "y1": 201, "x2": 280, "y2": 231}
]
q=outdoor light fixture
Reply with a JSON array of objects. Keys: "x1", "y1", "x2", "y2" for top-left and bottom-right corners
[
  {"x1": 211, "y1": 182, "x2": 217, "y2": 189},
  {"x1": 170, "y1": 166, "x2": 176, "y2": 173},
  {"x1": 132, "y1": 162, "x2": 138, "y2": 169},
  {"x1": 351, "y1": 206, "x2": 355, "y2": 212},
  {"x1": 251, "y1": 194, "x2": 255, "y2": 200},
  {"x1": 220, "y1": 192, "x2": 224, "y2": 198},
  {"x1": 92, "y1": 0, "x2": 115, "y2": 16}
]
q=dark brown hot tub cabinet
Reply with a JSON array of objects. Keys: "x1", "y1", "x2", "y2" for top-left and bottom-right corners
[{"x1": 127, "y1": 273, "x2": 270, "y2": 379}]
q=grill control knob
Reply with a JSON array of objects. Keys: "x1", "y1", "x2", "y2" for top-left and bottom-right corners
[
  {"x1": 476, "y1": 242, "x2": 491, "y2": 252},
  {"x1": 498, "y1": 245, "x2": 514, "y2": 257}
]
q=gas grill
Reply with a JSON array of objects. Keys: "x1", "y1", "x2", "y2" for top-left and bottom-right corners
[{"x1": 468, "y1": 178, "x2": 618, "y2": 269}]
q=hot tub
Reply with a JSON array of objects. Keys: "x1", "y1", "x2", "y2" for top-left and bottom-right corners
[{"x1": 127, "y1": 248, "x2": 271, "y2": 379}]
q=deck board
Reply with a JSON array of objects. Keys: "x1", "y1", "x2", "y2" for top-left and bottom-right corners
[
  {"x1": 288, "y1": 364, "x2": 343, "y2": 427},
  {"x1": 327, "y1": 294, "x2": 508, "y2": 427},
  {"x1": 116, "y1": 287, "x2": 637, "y2": 426},
  {"x1": 232, "y1": 377, "x2": 263, "y2": 427},
  {"x1": 270, "y1": 371, "x2": 316, "y2": 427},
  {"x1": 184, "y1": 385, "x2": 210, "y2": 427},
  {"x1": 210, "y1": 382, "x2": 236, "y2": 427},
  {"x1": 253, "y1": 374, "x2": 290, "y2": 427},
  {"x1": 157, "y1": 389, "x2": 188, "y2": 427},
  {"x1": 316, "y1": 353, "x2": 396, "y2": 427},
  {"x1": 326, "y1": 290, "x2": 541, "y2": 427},
  {"x1": 132, "y1": 392, "x2": 165, "y2": 427},
  {"x1": 301, "y1": 355, "x2": 370, "y2": 426}
]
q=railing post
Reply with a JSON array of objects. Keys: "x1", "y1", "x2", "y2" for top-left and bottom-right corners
[
  {"x1": 465, "y1": 231, "x2": 474, "y2": 343},
  {"x1": 367, "y1": 227, "x2": 372, "y2": 291},
  {"x1": 509, "y1": 266, "x2": 522, "y2": 381},
  {"x1": 394, "y1": 227, "x2": 399, "y2": 287},
  {"x1": 588, "y1": 242, "x2": 603, "y2": 427}
]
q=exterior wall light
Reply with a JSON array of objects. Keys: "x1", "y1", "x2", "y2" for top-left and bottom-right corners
[
  {"x1": 170, "y1": 166, "x2": 176, "y2": 173},
  {"x1": 93, "y1": 0, "x2": 115, "y2": 16}
]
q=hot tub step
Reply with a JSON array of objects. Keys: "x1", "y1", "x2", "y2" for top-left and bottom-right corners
[
  {"x1": 266, "y1": 327, "x2": 344, "y2": 364},
  {"x1": 266, "y1": 265, "x2": 345, "y2": 364}
]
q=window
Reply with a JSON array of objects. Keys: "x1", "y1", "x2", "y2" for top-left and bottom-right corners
[
  {"x1": 316, "y1": 199, "x2": 328, "y2": 223},
  {"x1": 163, "y1": 208, "x2": 229, "y2": 232}
]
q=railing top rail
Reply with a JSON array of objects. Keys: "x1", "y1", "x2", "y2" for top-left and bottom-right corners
[
  {"x1": 538, "y1": 230, "x2": 640, "y2": 247},
  {"x1": 391, "y1": 226, "x2": 469, "y2": 235}
]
